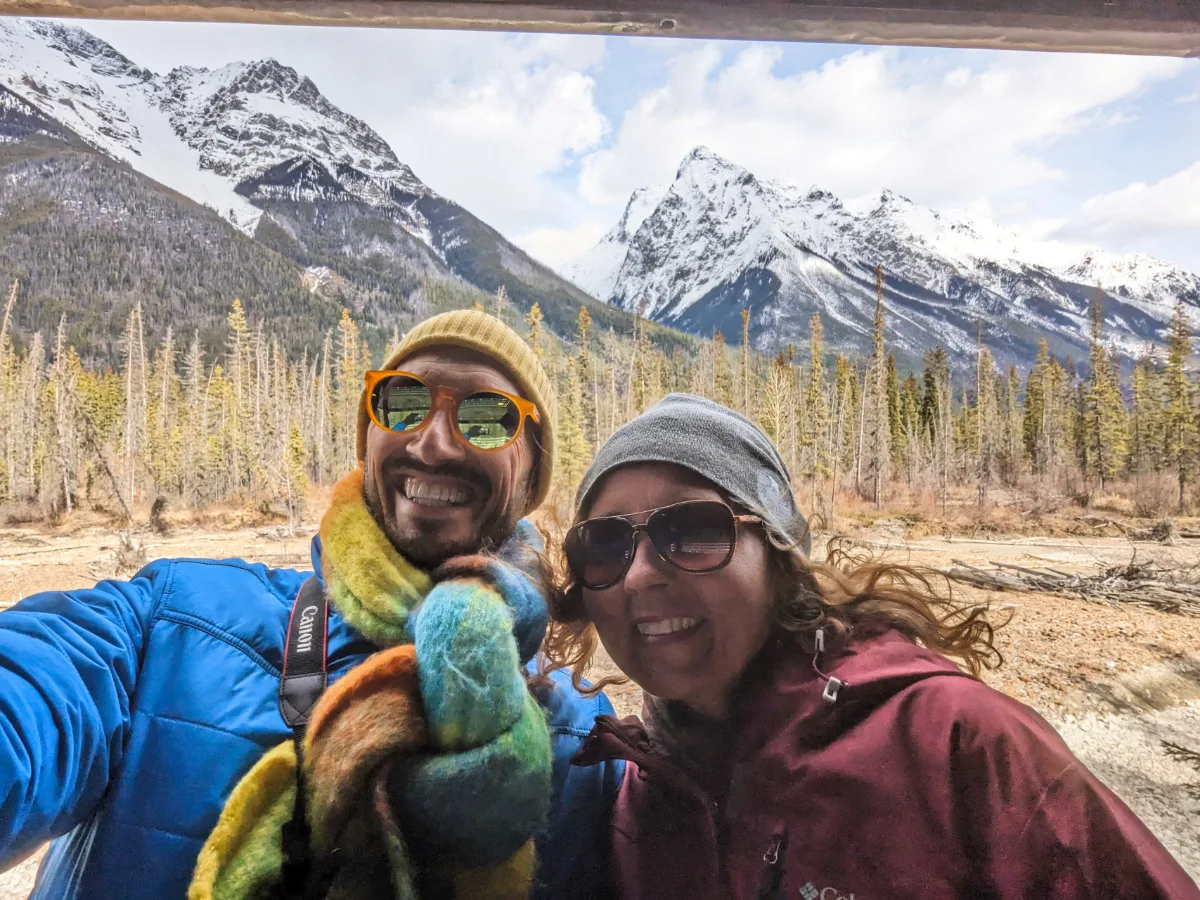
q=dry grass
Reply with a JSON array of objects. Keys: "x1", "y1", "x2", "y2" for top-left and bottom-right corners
[{"x1": 807, "y1": 478, "x2": 1200, "y2": 542}]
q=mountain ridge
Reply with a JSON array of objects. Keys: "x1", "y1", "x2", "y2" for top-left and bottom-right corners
[
  {"x1": 564, "y1": 146, "x2": 1200, "y2": 369},
  {"x1": 0, "y1": 17, "x2": 661, "y2": 364}
]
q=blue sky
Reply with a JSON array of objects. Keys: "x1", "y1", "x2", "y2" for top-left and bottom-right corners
[{"x1": 79, "y1": 20, "x2": 1200, "y2": 271}]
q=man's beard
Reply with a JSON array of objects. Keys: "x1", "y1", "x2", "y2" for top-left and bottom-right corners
[{"x1": 363, "y1": 471, "x2": 529, "y2": 569}]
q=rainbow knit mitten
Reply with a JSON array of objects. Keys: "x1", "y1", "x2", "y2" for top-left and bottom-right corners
[{"x1": 188, "y1": 469, "x2": 552, "y2": 900}]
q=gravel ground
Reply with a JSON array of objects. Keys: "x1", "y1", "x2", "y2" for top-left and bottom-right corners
[
  {"x1": 1053, "y1": 701, "x2": 1200, "y2": 882},
  {"x1": 0, "y1": 849, "x2": 41, "y2": 900}
]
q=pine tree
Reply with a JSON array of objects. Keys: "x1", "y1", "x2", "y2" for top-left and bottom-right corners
[
  {"x1": 739, "y1": 308, "x2": 752, "y2": 417},
  {"x1": 999, "y1": 364, "x2": 1023, "y2": 485},
  {"x1": 860, "y1": 268, "x2": 890, "y2": 506},
  {"x1": 670, "y1": 346, "x2": 694, "y2": 396},
  {"x1": 783, "y1": 344, "x2": 799, "y2": 475},
  {"x1": 1070, "y1": 375, "x2": 1088, "y2": 482},
  {"x1": 314, "y1": 332, "x2": 334, "y2": 483},
  {"x1": 524, "y1": 303, "x2": 545, "y2": 365},
  {"x1": 761, "y1": 351, "x2": 793, "y2": 445},
  {"x1": 886, "y1": 354, "x2": 904, "y2": 471},
  {"x1": 283, "y1": 423, "x2": 309, "y2": 528},
  {"x1": 974, "y1": 343, "x2": 998, "y2": 504},
  {"x1": 575, "y1": 306, "x2": 597, "y2": 447},
  {"x1": 383, "y1": 325, "x2": 402, "y2": 363},
  {"x1": 494, "y1": 284, "x2": 508, "y2": 323},
  {"x1": 180, "y1": 334, "x2": 207, "y2": 506},
  {"x1": 1023, "y1": 339, "x2": 1050, "y2": 472},
  {"x1": 1130, "y1": 347, "x2": 1163, "y2": 480},
  {"x1": 146, "y1": 326, "x2": 182, "y2": 496},
  {"x1": 921, "y1": 347, "x2": 952, "y2": 513},
  {"x1": 804, "y1": 315, "x2": 830, "y2": 514},
  {"x1": 122, "y1": 301, "x2": 148, "y2": 505},
  {"x1": 0, "y1": 281, "x2": 19, "y2": 501},
  {"x1": 899, "y1": 372, "x2": 923, "y2": 483},
  {"x1": 1082, "y1": 291, "x2": 1128, "y2": 491},
  {"x1": 224, "y1": 299, "x2": 252, "y2": 492},
  {"x1": 45, "y1": 315, "x2": 80, "y2": 515},
  {"x1": 1164, "y1": 300, "x2": 1198, "y2": 510},
  {"x1": 713, "y1": 329, "x2": 734, "y2": 408},
  {"x1": 6, "y1": 263, "x2": 1195, "y2": 525},
  {"x1": 557, "y1": 355, "x2": 591, "y2": 490},
  {"x1": 17, "y1": 333, "x2": 44, "y2": 505},
  {"x1": 333, "y1": 309, "x2": 363, "y2": 477},
  {"x1": 831, "y1": 354, "x2": 859, "y2": 517}
]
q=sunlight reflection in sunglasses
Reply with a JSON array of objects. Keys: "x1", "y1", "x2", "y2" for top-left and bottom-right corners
[{"x1": 570, "y1": 501, "x2": 741, "y2": 589}]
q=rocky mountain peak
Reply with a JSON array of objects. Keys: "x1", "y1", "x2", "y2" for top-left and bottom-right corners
[
  {"x1": 565, "y1": 146, "x2": 1200, "y2": 369},
  {"x1": 674, "y1": 145, "x2": 753, "y2": 187},
  {"x1": 616, "y1": 185, "x2": 665, "y2": 239},
  {"x1": 156, "y1": 56, "x2": 415, "y2": 189},
  {"x1": 28, "y1": 19, "x2": 151, "y2": 82}
]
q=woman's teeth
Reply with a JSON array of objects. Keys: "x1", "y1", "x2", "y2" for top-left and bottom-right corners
[
  {"x1": 401, "y1": 478, "x2": 470, "y2": 508},
  {"x1": 636, "y1": 617, "x2": 702, "y2": 637}
]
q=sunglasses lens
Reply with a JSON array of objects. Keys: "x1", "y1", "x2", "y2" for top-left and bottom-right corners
[
  {"x1": 372, "y1": 376, "x2": 432, "y2": 432},
  {"x1": 457, "y1": 391, "x2": 523, "y2": 449},
  {"x1": 567, "y1": 517, "x2": 635, "y2": 589},
  {"x1": 649, "y1": 502, "x2": 737, "y2": 573}
]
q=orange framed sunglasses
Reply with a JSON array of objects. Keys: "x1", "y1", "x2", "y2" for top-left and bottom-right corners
[{"x1": 363, "y1": 370, "x2": 540, "y2": 452}]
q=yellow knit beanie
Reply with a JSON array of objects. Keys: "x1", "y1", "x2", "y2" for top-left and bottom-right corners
[{"x1": 357, "y1": 309, "x2": 557, "y2": 512}]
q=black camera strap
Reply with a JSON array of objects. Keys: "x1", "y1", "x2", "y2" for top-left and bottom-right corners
[{"x1": 277, "y1": 577, "x2": 329, "y2": 895}]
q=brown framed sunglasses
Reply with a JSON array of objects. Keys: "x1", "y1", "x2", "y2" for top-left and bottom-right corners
[
  {"x1": 564, "y1": 500, "x2": 763, "y2": 590},
  {"x1": 363, "y1": 370, "x2": 540, "y2": 452}
]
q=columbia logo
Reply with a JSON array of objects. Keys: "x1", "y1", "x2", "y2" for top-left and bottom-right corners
[{"x1": 800, "y1": 884, "x2": 859, "y2": 900}]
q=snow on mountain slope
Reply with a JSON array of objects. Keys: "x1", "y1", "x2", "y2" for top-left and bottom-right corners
[
  {"x1": 566, "y1": 146, "x2": 1200, "y2": 367},
  {"x1": 0, "y1": 18, "x2": 432, "y2": 238},
  {"x1": 158, "y1": 61, "x2": 423, "y2": 192},
  {"x1": 0, "y1": 19, "x2": 265, "y2": 233},
  {"x1": 0, "y1": 83, "x2": 66, "y2": 143},
  {"x1": 562, "y1": 184, "x2": 666, "y2": 301},
  {"x1": 1061, "y1": 250, "x2": 1200, "y2": 321}
]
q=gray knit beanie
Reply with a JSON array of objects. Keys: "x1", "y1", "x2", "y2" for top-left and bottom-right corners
[{"x1": 576, "y1": 393, "x2": 811, "y2": 555}]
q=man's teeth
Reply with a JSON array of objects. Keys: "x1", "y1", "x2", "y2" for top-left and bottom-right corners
[
  {"x1": 401, "y1": 478, "x2": 470, "y2": 507},
  {"x1": 636, "y1": 617, "x2": 702, "y2": 637}
]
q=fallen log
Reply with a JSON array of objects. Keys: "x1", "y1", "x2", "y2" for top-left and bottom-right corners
[{"x1": 939, "y1": 560, "x2": 1200, "y2": 617}]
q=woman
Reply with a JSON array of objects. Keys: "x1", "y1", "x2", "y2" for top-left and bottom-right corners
[{"x1": 547, "y1": 393, "x2": 1199, "y2": 900}]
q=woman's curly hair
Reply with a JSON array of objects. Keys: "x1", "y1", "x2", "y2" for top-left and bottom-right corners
[{"x1": 539, "y1": 505, "x2": 1006, "y2": 696}]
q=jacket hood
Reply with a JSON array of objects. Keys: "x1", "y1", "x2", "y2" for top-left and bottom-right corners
[{"x1": 576, "y1": 628, "x2": 973, "y2": 774}]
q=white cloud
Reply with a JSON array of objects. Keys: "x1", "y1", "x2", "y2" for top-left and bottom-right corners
[
  {"x1": 402, "y1": 61, "x2": 606, "y2": 227},
  {"x1": 512, "y1": 220, "x2": 610, "y2": 268},
  {"x1": 1062, "y1": 160, "x2": 1200, "y2": 243},
  {"x1": 578, "y1": 45, "x2": 1186, "y2": 211}
]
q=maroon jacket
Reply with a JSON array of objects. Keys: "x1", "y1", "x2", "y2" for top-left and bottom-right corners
[{"x1": 575, "y1": 629, "x2": 1199, "y2": 900}]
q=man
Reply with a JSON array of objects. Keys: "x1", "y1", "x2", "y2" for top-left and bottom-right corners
[{"x1": 0, "y1": 310, "x2": 621, "y2": 899}]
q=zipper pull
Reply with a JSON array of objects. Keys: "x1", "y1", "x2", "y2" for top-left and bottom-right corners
[
  {"x1": 763, "y1": 834, "x2": 782, "y2": 865},
  {"x1": 755, "y1": 831, "x2": 788, "y2": 900}
]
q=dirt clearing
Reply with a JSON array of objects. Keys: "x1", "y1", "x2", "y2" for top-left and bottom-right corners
[{"x1": 0, "y1": 522, "x2": 1198, "y2": 895}]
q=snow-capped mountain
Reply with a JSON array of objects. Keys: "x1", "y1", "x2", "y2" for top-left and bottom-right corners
[
  {"x1": 0, "y1": 18, "x2": 431, "y2": 236},
  {"x1": 566, "y1": 147, "x2": 1200, "y2": 368},
  {"x1": 0, "y1": 18, "x2": 605, "y2": 363}
]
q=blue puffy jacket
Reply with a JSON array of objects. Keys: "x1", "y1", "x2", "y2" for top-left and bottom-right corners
[{"x1": 0, "y1": 540, "x2": 622, "y2": 899}]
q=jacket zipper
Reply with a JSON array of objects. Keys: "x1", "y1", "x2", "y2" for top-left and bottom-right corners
[{"x1": 755, "y1": 830, "x2": 788, "y2": 900}]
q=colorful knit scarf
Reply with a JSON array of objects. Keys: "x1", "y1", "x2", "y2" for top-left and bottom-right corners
[{"x1": 188, "y1": 469, "x2": 553, "y2": 900}]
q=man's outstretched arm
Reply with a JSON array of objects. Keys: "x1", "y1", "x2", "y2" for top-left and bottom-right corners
[{"x1": 0, "y1": 567, "x2": 161, "y2": 867}]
